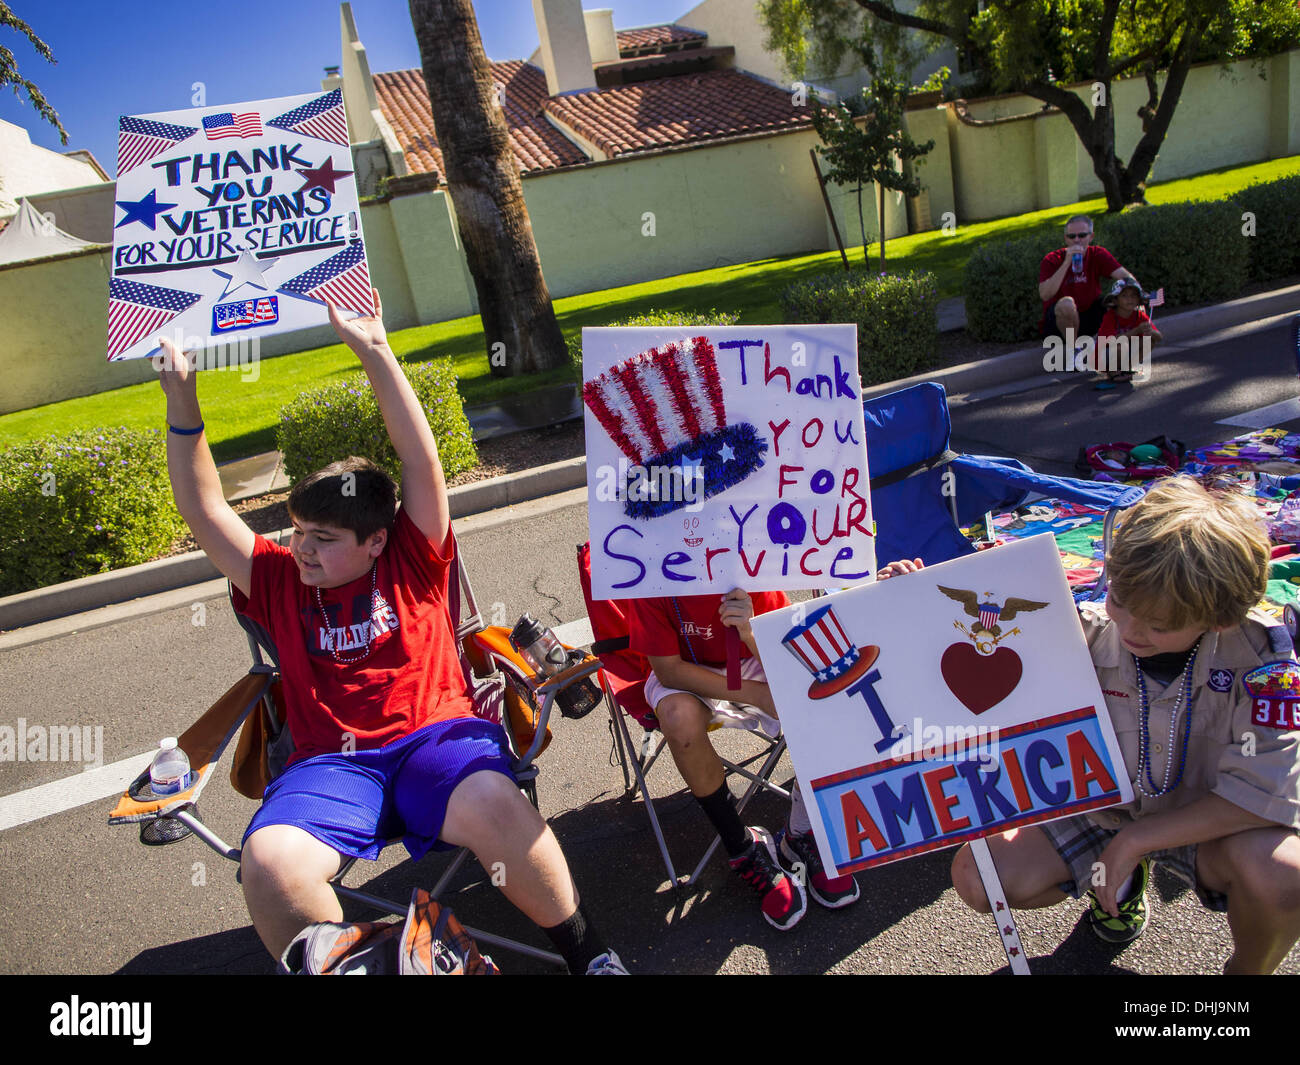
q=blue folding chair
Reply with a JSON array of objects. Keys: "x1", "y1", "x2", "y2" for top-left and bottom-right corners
[{"x1": 863, "y1": 381, "x2": 1144, "y2": 589}]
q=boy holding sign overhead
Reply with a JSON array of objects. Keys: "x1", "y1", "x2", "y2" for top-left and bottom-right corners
[{"x1": 949, "y1": 479, "x2": 1300, "y2": 973}]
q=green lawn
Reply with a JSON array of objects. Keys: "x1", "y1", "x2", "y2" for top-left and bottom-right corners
[{"x1": 4, "y1": 154, "x2": 1297, "y2": 464}]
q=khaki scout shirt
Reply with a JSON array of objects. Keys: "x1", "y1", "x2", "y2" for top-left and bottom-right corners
[{"x1": 1078, "y1": 604, "x2": 1300, "y2": 830}]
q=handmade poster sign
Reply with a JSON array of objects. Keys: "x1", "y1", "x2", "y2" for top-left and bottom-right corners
[
  {"x1": 750, "y1": 533, "x2": 1132, "y2": 876},
  {"x1": 582, "y1": 325, "x2": 875, "y2": 599},
  {"x1": 108, "y1": 90, "x2": 373, "y2": 361}
]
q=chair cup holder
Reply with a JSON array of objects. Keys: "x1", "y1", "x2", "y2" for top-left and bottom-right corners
[{"x1": 129, "y1": 773, "x2": 197, "y2": 846}]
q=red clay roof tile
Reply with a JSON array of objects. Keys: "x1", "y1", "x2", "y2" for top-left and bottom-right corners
[{"x1": 616, "y1": 24, "x2": 707, "y2": 54}]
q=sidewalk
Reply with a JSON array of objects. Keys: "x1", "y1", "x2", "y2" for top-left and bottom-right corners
[{"x1": 3, "y1": 281, "x2": 1297, "y2": 634}]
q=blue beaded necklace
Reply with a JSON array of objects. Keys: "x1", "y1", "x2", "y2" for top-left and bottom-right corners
[{"x1": 1132, "y1": 637, "x2": 1201, "y2": 798}]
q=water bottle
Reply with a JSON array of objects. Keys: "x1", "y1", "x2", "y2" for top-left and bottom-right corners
[
  {"x1": 510, "y1": 614, "x2": 569, "y2": 678},
  {"x1": 149, "y1": 737, "x2": 191, "y2": 795}
]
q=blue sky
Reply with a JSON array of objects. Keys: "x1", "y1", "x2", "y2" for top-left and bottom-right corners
[{"x1": 2, "y1": 0, "x2": 693, "y2": 179}]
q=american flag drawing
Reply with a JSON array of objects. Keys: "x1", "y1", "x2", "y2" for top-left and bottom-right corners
[
  {"x1": 107, "y1": 278, "x2": 202, "y2": 361},
  {"x1": 117, "y1": 115, "x2": 198, "y2": 176},
  {"x1": 278, "y1": 241, "x2": 374, "y2": 315},
  {"x1": 203, "y1": 111, "x2": 264, "y2": 141},
  {"x1": 266, "y1": 89, "x2": 349, "y2": 146},
  {"x1": 978, "y1": 602, "x2": 1001, "y2": 630},
  {"x1": 213, "y1": 297, "x2": 279, "y2": 332}
]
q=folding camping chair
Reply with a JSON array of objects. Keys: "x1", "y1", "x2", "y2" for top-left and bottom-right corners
[
  {"x1": 107, "y1": 541, "x2": 582, "y2": 968},
  {"x1": 863, "y1": 381, "x2": 1144, "y2": 593},
  {"x1": 576, "y1": 542, "x2": 792, "y2": 891}
]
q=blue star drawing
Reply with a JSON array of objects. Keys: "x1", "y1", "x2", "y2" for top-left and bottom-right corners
[
  {"x1": 114, "y1": 189, "x2": 178, "y2": 231},
  {"x1": 719, "y1": 442, "x2": 736, "y2": 464},
  {"x1": 214, "y1": 251, "x2": 279, "y2": 300}
]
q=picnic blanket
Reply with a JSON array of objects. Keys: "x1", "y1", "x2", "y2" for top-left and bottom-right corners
[{"x1": 964, "y1": 428, "x2": 1300, "y2": 620}]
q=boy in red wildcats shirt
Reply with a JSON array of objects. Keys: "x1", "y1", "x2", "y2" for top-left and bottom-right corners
[
  {"x1": 154, "y1": 290, "x2": 623, "y2": 975},
  {"x1": 628, "y1": 567, "x2": 921, "y2": 929},
  {"x1": 1039, "y1": 215, "x2": 1135, "y2": 343}
]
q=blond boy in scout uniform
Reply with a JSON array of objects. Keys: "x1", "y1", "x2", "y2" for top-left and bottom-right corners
[{"x1": 950, "y1": 477, "x2": 1300, "y2": 974}]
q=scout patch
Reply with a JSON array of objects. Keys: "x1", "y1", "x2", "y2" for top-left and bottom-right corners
[
  {"x1": 1208, "y1": 668, "x2": 1234, "y2": 693},
  {"x1": 1244, "y1": 661, "x2": 1300, "y2": 731}
]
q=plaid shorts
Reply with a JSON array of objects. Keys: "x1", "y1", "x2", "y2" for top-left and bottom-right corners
[{"x1": 1040, "y1": 814, "x2": 1229, "y2": 913}]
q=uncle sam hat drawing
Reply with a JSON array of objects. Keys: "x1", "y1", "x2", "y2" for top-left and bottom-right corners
[
  {"x1": 583, "y1": 336, "x2": 766, "y2": 519},
  {"x1": 782, "y1": 602, "x2": 880, "y2": 699}
]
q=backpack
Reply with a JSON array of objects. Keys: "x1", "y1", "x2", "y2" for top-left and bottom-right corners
[
  {"x1": 1075, "y1": 435, "x2": 1185, "y2": 482},
  {"x1": 279, "y1": 887, "x2": 499, "y2": 975}
]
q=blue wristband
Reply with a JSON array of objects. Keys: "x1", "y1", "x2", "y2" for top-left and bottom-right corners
[{"x1": 168, "y1": 422, "x2": 204, "y2": 436}]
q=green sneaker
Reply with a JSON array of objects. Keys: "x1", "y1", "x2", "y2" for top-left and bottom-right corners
[{"x1": 1087, "y1": 857, "x2": 1150, "y2": 944}]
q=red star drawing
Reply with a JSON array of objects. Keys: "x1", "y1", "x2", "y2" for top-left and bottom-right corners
[
  {"x1": 995, "y1": 901, "x2": 1005, "y2": 911},
  {"x1": 297, "y1": 158, "x2": 353, "y2": 194},
  {"x1": 1009, "y1": 946, "x2": 1020, "y2": 956},
  {"x1": 1002, "y1": 925, "x2": 1014, "y2": 935}
]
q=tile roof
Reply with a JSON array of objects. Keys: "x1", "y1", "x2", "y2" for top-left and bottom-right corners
[
  {"x1": 373, "y1": 63, "x2": 811, "y2": 183},
  {"x1": 373, "y1": 61, "x2": 587, "y2": 183},
  {"x1": 616, "y1": 24, "x2": 707, "y2": 55},
  {"x1": 542, "y1": 69, "x2": 811, "y2": 158}
]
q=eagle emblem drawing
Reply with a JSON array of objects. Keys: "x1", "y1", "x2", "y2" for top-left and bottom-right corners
[{"x1": 936, "y1": 586, "x2": 1049, "y2": 716}]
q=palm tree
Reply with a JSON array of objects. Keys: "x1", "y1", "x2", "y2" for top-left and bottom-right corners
[{"x1": 409, "y1": 0, "x2": 566, "y2": 375}]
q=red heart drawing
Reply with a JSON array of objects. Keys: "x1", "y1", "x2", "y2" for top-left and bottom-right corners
[{"x1": 940, "y1": 643, "x2": 1023, "y2": 716}]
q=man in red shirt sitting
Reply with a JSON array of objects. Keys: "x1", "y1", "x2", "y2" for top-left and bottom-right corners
[
  {"x1": 1039, "y1": 215, "x2": 1136, "y2": 350},
  {"x1": 153, "y1": 290, "x2": 623, "y2": 974}
]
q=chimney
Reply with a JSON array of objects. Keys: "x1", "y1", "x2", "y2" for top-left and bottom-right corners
[
  {"x1": 584, "y1": 9, "x2": 619, "y2": 65},
  {"x1": 532, "y1": 0, "x2": 597, "y2": 95}
]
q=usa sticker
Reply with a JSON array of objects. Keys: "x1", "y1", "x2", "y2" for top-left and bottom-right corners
[
  {"x1": 1208, "y1": 668, "x2": 1234, "y2": 693},
  {"x1": 213, "y1": 296, "x2": 278, "y2": 332},
  {"x1": 1244, "y1": 661, "x2": 1300, "y2": 731}
]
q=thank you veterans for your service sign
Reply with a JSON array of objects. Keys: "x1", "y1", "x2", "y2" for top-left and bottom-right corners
[
  {"x1": 582, "y1": 325, "x2": 876, "y2": 599},
  {"x1": 108, "y1": 90, "x2": 373, "y2": 361},
  {"x1": 751, "y1": 533, "x2": 1132, "y2": 876}
]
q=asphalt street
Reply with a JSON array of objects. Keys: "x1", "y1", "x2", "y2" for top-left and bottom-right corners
[{"x1": 2, "y1": 310, "x2": 1299, "y2": 983}]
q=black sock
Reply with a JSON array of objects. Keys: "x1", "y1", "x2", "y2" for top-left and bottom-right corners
[
  {"x1": 696, "y1": 783, "x2": 750, "y2": 857},
  {"x1": 543, "y1": 903, "x2": 609, "y2": 974}
]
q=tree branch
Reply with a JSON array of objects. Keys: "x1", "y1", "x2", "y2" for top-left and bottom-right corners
[{"x1": 850, "y1": 0, "x2": 969, "y2": 48}]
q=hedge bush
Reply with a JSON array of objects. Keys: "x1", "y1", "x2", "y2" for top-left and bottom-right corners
[
  {"x1": 779, "y1": 269, "x2": 940, "y2": 385},
  {"x1": 0, "y1": 428, "x2": 185, "y2": 596},
  {"x1": 1102, "y1": 200, "x2": 1249, "y2": 307},
  {"x1": 1230, "y1": 176, "x2": 1300, "y2": 281},
  {"x1": 566, "y1": 308, "x2": 742, "y2": 379},
  {"x1": 962, "y1": 237, "x2": 1050, "y2": 343},
  {"x1": 277, "y1": 359, "x2": 478, "y2": 486}
]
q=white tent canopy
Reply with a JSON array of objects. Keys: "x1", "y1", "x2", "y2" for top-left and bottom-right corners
[{"x1": 0, "y1": 198, "x2": 98, "y2": 265}]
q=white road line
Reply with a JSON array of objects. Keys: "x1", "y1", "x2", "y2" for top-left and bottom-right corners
[
  {"x1": 0, "y1": 751, "x2": 154, "y2": 832},
  {"x1": 1216, "y1": 396, "x2": 1300, "y2": 429},
  {"x1": 555, "y1": 617, "x2": 594, "y2": 648}
]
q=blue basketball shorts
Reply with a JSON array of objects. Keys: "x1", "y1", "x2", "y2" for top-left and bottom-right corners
[{"x1": 243, "y1": 716, "x2": 515, "y2": 862}]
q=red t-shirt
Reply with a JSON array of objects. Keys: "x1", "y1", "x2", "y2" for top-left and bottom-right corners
[
  {"x1": 1097, "y1": 306, "x2": 1151, "y2": 337},
  {"x1": 628, "y1": 591, "x2": 791, "y2": 667},
  {"x1": 1039, "y1": 245, "x2": 1122, "y2": 328},
  {"x1": 231, "y1": 509, "x2": 474, "y2": 764}
]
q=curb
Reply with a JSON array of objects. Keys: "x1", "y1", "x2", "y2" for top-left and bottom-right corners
[
  {"x1": 0, "y1": 456, "x2": 589, "y2": 632},
  {"x1": 5, "y1": 283, "x2": 1298, "y2": 633}
]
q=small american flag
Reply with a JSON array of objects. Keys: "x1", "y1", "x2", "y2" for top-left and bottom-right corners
[
  {"x1": 117, "y1": 115, "x2": 198, "y2": 176},
  {"x1": 266, "y1": 89, "x2": 349, "y2": 146},
  {"x1": 107, "y1": 278, "x2": 201, "y2": 360},
  {"x1": 278, "y1": 241, "x2": 373, "y2": 316},
  {"x1": 203, "y1": 112, "x2": 264, "y2": 141},
  {"x1": 1148, "y1": 287, "x2": 1165, "y2": 308}
]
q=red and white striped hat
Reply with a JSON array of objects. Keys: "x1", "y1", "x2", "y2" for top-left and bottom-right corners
[
  {"x1": 781, "y1": 603, "x2": 880, "y2": 699},
  {"x1": 583, "y1": 337, "x2": 728, "y2": 465}
]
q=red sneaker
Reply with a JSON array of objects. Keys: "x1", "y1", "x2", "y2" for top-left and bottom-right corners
[
  {"x1": 729, "y1": 827, "x2": 808, "y2": 931},
  {"x1": 779, "y1": 826, "x2": 860, "y2": 909}
]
